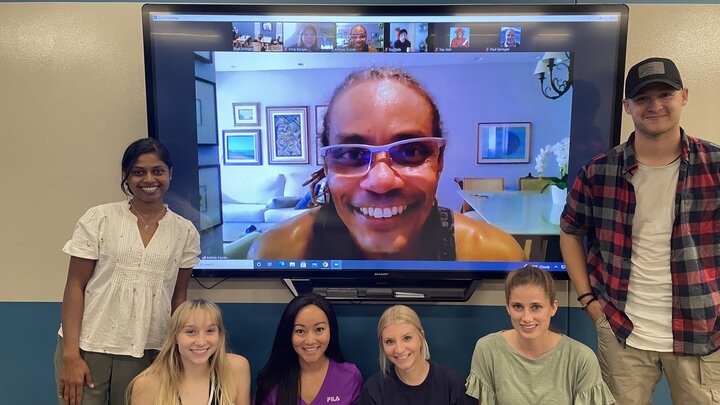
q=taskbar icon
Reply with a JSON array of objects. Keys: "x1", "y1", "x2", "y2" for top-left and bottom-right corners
[{"x1": 254, "y1": 260, "x2": 342, "y2": 269}]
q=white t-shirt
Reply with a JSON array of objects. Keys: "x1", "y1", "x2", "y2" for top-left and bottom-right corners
[
  {"x1": 626, "y1": 159, "x2": 679, "y2": 351},
  {"x1": 59, "y1": 201, "x2": 201, "y2": 358}
]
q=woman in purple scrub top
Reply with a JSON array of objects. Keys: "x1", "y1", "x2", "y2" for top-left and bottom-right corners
[{"x1": 254, "y1": 293, "x2": 363, "y2": 405}]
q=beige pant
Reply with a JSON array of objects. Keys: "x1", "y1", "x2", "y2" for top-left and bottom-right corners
[
  {"x1": 595, "y1": 316, "x2": 720, "y2": 404},
  {"x1": 54, "y1": 336, "x2": 156, "y2": 405}
]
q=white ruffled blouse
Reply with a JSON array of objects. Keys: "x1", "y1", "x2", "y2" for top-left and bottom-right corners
[{"x1": 58, "y1": 201, "x2": 200, "y2": 358}]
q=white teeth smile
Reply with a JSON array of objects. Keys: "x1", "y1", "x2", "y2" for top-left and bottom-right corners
[
  {"x1": 357, "y1": 205, "x2": 407, "y2": 218},
  {"x1": 303, "y1": 347, "x2": 320, "y2": 353},
  {"x1": 190, "y1": 348, "x2": 209, "y2": 353},
  {"x1": 521, "y1": 324, "x2": 537, "y2": 331},
  {"x1": 140, "y1": 186, "x2": 159, "y2": 193}
]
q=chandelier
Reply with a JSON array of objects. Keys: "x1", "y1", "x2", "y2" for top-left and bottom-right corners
[{"x1": 533, "y1": 52, "x2": 573, "y2": 100}]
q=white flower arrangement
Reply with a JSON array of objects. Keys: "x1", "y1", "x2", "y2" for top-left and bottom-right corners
[{"x1": 535, "y1": 137, "x2": 570, "y2": 189}]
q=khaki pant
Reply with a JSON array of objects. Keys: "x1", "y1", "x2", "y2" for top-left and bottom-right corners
[
  {"x1": 53, "y1": 336, "x2": 156, "y2": 405},
  {"x1": 596, "y1": 316, "x2": 720, "y2": 404}
]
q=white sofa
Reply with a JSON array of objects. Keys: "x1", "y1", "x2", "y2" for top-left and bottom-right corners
[{"x1": 221, "y1": 173, "x2": 311, "y2": 240}]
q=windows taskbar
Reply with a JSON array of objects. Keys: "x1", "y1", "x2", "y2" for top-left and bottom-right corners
[{"x1": 196, "y1": 259, "x2": 567, "y2": 272}]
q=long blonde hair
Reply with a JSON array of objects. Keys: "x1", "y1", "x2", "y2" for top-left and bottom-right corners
[
  {"x1": 126, "y1": 299, "x2": 237, "y2": 405},
  {"x1": 376, "y1": 305, "x2": 430, "y2": 377}
]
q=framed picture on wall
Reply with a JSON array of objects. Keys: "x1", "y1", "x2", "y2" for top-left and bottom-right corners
[
  {"x1": 199, "y1": 185, "x2": 208, "y2": 212},
  {"x1": 315, "y1": 105, "x2": 328, "y2": 135},
  {"x1": 232, "y1": 102, "x2": 260, "y2": 126},
  {"x1": 476, "y1": 122, "x2": 531, "y2": 163},
  {"x1": 195, "y1": 78, "x2": 218, "y2": 145},
  {"x1": 315, "y1": 136, "x2": 325, "y2": 165},
  {"x1": 266, "y1": 106, "x2": 309, "y2": 164},
  {"x1": 198, "y1": 165, "x2": 222, "y2": 231},
  {"x1": 223, "y1": 129, "x2": 262, "y2": 165}
]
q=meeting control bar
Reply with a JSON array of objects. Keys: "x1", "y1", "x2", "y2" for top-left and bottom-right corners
[{"x1": 196, "y1": 259, "x2": 564, "y2": 272}]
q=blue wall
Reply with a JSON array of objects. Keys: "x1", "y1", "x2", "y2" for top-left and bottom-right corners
[{"x1": 1, "y1": 302, "x2": 671, "y2": 404}]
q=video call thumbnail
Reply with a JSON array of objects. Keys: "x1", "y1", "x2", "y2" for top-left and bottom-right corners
[
  {"x1": 450, "y1": 26, "x2": 471, "y2": 49},
  {"x1": 232, "y1": 21, "x2": 284, "y2": 52},
  {"x1": 283, "y1": 23, "x2": 336, "y2": 52},
  {"x1": 335, "y1": 23, "x2": 385, "y2": 52},
  {"x1": 387, "y1": 23, "x2": 429, "y2": 53},
  {"x1": 501, "y1": 26, "x2": 521, "y2": 48}
]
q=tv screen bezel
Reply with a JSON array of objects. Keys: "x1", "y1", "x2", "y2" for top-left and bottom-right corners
[{"x1": 141, "y1": 3, "x2": 629, "y2": 282}]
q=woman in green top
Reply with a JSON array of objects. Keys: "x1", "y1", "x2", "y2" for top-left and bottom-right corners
[{"x1": 466, "y1": 265, "x2": 615, "y2": 404}]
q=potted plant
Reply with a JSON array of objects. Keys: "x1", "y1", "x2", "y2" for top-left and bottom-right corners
[{"x1": 535, "y1": 137, "x2": 569, "y2": 204}]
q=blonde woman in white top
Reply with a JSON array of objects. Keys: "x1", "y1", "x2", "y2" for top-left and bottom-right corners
[
  {"x1": 54, "y1": 138, "x2": 201, "y2": 405},
  {"x1": 127, "y1": 299, "x2": 250, "y2": 405}
]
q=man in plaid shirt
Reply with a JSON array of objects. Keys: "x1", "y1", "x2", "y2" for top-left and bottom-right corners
[{"x1": 560, "y1": 57, "x2": 720, "y2": 404}]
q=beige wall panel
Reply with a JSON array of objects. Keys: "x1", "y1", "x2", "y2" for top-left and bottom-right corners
[
  {"x1": 621, "y1": 5, "x2": 720, "y2": 143},
  {"x1": 0, "y1": 3, "x2": 144, "y2": 302}
]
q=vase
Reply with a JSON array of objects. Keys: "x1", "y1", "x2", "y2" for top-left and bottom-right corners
[{"x1": 550, "y1": 185, "x2": 567, "y2": 205}]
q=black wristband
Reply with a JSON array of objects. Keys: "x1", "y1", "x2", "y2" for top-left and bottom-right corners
[
  {"x1": 581, "y1": 297, "x2": 598, "y2": 310},
  {"x1": 576, "y1": 292, "x2": 595, "y2": 302}
]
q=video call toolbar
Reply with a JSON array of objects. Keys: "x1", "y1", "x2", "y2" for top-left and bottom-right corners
[{"x1": 197, "y1": 259, "x2": 567, "y2": 272}]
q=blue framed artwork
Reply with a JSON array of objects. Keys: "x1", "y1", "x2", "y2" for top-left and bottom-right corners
[
  {"x1": 477, "y1": 122, "x2": 531, "y2": 164},
  {"x1": 223, "y1": 129, "x2": 262, "y2": 165},
  {"x1": 266, "y1": 106, "x2": 309, "y2": 164}
]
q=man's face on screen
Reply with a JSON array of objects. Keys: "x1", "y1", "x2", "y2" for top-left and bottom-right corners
[
  {"x1": 325, "y1": 79, "x2": 442, "y2": 259},
  {"x1": 350, "y1": 25, "x2": 368, "y2": 50},
  {"x1": 505, "y1": 29, "x2": 516, "y2": 46}
]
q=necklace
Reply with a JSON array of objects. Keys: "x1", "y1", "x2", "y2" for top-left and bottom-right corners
[{"x1": 130, "y1": 203, "x2": 166, "y2": 230}]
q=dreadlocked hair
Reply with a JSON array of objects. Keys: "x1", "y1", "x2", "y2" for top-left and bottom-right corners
[{"x1": 305, "y1": 66, "x2": 444, "y2": 203}]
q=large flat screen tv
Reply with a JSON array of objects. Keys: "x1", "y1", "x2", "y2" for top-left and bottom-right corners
[{"x1": 142, "y1": 4, "x2": 628, "y2": 300}]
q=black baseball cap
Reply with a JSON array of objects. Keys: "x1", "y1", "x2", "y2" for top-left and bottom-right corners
[{"x1": 625, "y1": 57, "x2": 683, "y2": 99}]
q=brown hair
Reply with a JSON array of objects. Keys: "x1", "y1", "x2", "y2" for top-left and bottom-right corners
[{"x1": 504, "y1": 265, "x2": 557, "y2": 304}]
